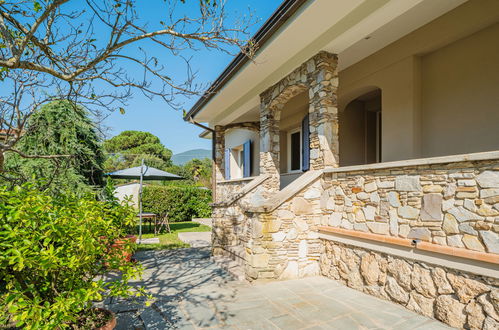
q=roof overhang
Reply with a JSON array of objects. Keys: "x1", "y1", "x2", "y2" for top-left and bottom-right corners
[{"x1": 186, "y1": 0, "x2": 467, "y2": 126}]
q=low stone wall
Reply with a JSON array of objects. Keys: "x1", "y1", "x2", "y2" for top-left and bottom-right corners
[
  {"x1": 319, "y1": 159, "x2": 499, "y2": 253},
  {"x1": 320, "y1": 240, "x2": 499, "y2": 329},
  {"x1": 212, "y1": 179, "x2": 266, "y2": 263}
]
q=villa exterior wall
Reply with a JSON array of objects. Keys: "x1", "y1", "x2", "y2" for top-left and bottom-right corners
[{"x1": 211, "y1": 45, "x2": 499, "y2": 329}]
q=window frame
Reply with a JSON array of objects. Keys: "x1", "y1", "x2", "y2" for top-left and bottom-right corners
[
  {"x1": 287, "y1": 127, "x2": 302, "y2": 173},
  {"x1": 230, "y1": 145, "x2": 244, "y2": 179}
]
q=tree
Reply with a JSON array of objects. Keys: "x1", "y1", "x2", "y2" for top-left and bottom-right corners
[
  {"x1": 165, "y1": 157, "x2": 211, "y2": 188},
  {"x1": 184, "y1": 157, "x2": 211, "y2": 187},
  {"x1": 0, "y1": 0, "x2": 254, "y2": 169},
  {"x1": 103, "y1": 130, "x2": 172, "y2": 171},
  {"x1": 3, "y1": 100, "x2": 105, "y2": 193}
]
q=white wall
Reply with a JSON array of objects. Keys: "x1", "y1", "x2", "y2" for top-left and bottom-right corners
[
  {"x1": 225, "y1": 128, "x2": 260, "y2": 177},
  {"x1": 114, "y1": 183, "x2": 141, "y2": 208}
]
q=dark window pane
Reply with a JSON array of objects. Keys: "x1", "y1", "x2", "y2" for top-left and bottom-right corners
[{"x1": 291, "y1": 131, "x2": 301, "y2": 171}]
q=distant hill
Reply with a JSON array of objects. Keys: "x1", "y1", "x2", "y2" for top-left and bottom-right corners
[{"x1": 171, "y1": 149, "x2": 211, "y2": 165}]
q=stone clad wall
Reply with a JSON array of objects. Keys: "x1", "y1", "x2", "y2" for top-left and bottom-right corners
[
  {"x1": 320, "y1": 241, "x2": 499, "y2": 329},
  {"x1": 245, "y1": 178, "x2": 324, "y2": 280},
  {"x1": 212, "y1": 179, "x2": 266, "y2": 263},
  {"x1": 212, "y1": 173, "x2": 327, "y2": 280},
  {"x1": 319, "y1": 160, "x2": 499, "y2": 253},
  {"x1": 316, "y1": 159, "x2": 499, "y2": 329}
]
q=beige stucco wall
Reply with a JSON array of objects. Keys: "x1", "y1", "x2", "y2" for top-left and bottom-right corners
[
  {"x1": 420, "y1": 22, "x2": 499, "y2": 157},
  {"x1": 339, "y1": 100, "x2": 365, "y2": 166},
  {"x1": 225, "y1": 128, "x2": 260, "y2": 177},
  {"x1": 338, "y1": 2, "x2": 499, "y2": 163}
]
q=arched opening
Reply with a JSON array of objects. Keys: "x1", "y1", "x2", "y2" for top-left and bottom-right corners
[
  {"x1": 339, "y1": 88, "x2": 382, "y2": 166},
  {"x1": 278, "y1": 91, "x2": 309, "y2": 188}
]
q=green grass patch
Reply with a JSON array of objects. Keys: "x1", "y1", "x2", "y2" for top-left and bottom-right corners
[{"x1": 135, "y1": 221, "x2": 211, "y2": 251}]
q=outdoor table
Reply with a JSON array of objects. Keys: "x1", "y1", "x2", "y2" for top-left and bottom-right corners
[
  {"x1": 136, "y1": 213, "x2": 170, "y2": 235},
  {"x1": 137, "y1": 212, "x2": 157, "y2": 234}
]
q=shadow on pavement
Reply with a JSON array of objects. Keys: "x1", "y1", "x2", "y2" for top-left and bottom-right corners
[{"x1": 103, "y1": 247, "x2": 240, "y2": 329}]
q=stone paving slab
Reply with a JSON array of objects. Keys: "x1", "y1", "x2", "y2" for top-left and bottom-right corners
[
  {"x1": 103, "y1": 248, "x2": 450, "y2": 329},
  {"x1": 177, "y1": 232, "x2": 211, "y2": 247},
  {"x1": 138, "y1": 238, "x2": 160, "y2": 244}
]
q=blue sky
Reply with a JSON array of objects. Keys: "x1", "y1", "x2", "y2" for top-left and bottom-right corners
[{"x1": 102, "y1": 1, "x2": 281, "y2": 154}]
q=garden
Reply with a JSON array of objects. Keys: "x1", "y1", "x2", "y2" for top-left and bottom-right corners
[
  {"x1": 0, "y1": 0, "x2": 251, "y2": 327},
  {"x1": 0, "y1": 103, "x2": 213, "y2": 328}
]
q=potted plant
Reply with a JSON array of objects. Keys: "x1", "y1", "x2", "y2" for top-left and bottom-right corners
[{"x1": 0, "y1": 184, "x2": 148, "y2": 329}]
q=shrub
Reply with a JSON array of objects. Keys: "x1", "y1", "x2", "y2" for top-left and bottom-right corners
[
  {"x1": 0, "y1": 184, "x2": 145, "y2": 329},
  {"x1": 142, "y1": 186, "x2": 212, "y2": 222}
]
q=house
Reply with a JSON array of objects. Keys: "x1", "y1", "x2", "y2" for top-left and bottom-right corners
[{"x1": 184, "y1": 1, "x2": 499, "y2": 328}]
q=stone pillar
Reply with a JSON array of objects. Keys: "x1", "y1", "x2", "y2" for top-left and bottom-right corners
[
  {"x1": 214, "y1": 125, "x2": 225, "y2": 202},
  {"x1": 259, "y1": 96, "x2": 281, "y2": 193},
  {"x1": 308, "y1": 52, "x2": 339, "y2": 169}
]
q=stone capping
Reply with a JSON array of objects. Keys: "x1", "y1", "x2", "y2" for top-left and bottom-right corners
[
  {"x1": 212, "y1": 174, "x2": 270, "y2": 208},
  {"x1": 246, "y1": 170, "x2": 323, "y2": 213},
  {"x1": 323, "y1": 150, "x2": 499, "y2": 174},
  {"x1": 280, "y1": 172, "x2": 302, "y2": 177},
  {"x1": 318, "y1": 226, "x2": 499, "y2": 266},
  {"x1": 218, "y1": 176, "x2": 257, "y2": 184}
]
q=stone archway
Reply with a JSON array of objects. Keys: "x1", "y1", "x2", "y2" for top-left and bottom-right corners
[
  {"x1": 259, "y1": 51, "x2": 339, "y2": 192},
  {"x1": 259, "y1": 84, "x2": 308, "y2": 192}
]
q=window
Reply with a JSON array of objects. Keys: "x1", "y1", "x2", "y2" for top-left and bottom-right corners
[
  {"x1": 230, "y1": 146, "x2": 244, "y2": 179},
  {"x1": 224, "y1": 139, "x2": 252, "y2": 179},
  {"x1": 287, "y1": 128, "x2": 302, "y2": 172}
]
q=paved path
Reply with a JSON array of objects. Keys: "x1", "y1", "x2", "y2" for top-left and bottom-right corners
[
  {"x1": 103, "y1": 248, "x2": 450, "y2": 330},
  {"x1": 192, "y1": 218, "x2": 212, "y2": 227},
  {"x1": 177, "y1": 232, "x2": 211, "y2": 247}
]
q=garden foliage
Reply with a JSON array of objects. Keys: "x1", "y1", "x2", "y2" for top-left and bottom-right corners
[
  {"x1": 103, "y1": 131, "x2": 172, "y2": 172},
  {"x1": 0, "y1": 184, "x2": 144, "y2": 329},
  {"x1": 142, "y1": 185, "x2": 212, "y2": 222},
  {"x1": 4, "y1": 100, "x2": 105, "y2": 194}
]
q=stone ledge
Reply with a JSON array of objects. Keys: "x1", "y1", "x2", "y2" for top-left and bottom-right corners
[
  {"x1": 213, "y1": 174, "x2": 270, "y2": 207},
  {"x1": 219, "y1": 176, "x2": 258, "y2": 184},
  {"x1": 323, "y1": 150, "x2": 499, "y2": 174},
  {"x1": 246, "y1": 170, "x2": 323, "y2": 213},
  {"x1": 318, "y1": 226, "x2": 499, "y2": 278}
]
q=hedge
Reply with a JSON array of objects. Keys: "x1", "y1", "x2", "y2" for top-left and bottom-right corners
[{"x1": 142, "y1": 185, "x2": 212, "y2": 222}]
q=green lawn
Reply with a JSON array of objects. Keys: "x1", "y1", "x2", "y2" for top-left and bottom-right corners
[{"x1": 135, "y1": 221, "x2": 211, "y2": 250}]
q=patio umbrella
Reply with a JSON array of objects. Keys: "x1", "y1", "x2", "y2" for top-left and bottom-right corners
[{"x1": 105, "y1": 160, "x2": 184, "y2": 243}]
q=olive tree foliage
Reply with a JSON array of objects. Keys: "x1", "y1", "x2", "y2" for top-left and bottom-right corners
[{"x1": 0, "y1": 0, "x2": 255, "y2": 170}]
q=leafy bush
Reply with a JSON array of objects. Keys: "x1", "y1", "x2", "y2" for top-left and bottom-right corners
[
  {"x1": 142, "y1": 186, "x2": 212, "y2": 222},
  {"x1": 0, "y1": 184, "x2": 145, "y2": 329}
]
